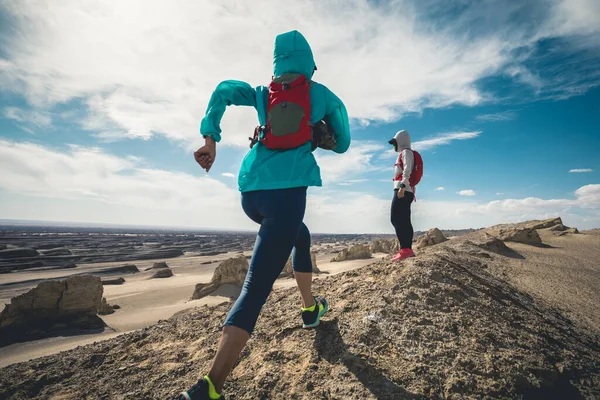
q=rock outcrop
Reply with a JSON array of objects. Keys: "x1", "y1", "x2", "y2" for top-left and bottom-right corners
[
  {"x1": 151, "y1": 268, "x2": 173, "y2": 279},
  {"x1": 0, "y1": 275, "x2": 105, "y2": 346},
  {"x1": 281, "y1": 252, "x2": 320, "y2": 276},
  {"x1": 548, "y1": 222, "x2": 568, "y2": 232},
  {"x1": 97, "y1": 298, "x2": 115, "y2": 315},
  {"x1": 548, "y1": 224, "x2": 579, "y2": 235},
  {"x1": 199, "y1": 250, "x2": 228, "y2": 257},
  {"x1": 102, "y1": 277, "x2": 126, "y2": 285},
  {"x1": 525, "y1": 217, "x2": 564, "y2": 230},
  {"x1": 0, "y1": 261, "x2": 44, "y2": 273},
  {"x1": 459, "y1": 217, "x2": 582, "y2": 249},
  {"x1": 135, "y1": 248, "x2": 184, "y2": 260},
  {"x1": 556, "y1": 228, "x2": 580, "y2": 236},
  {"x1": 192, "y1": 256, "x2": 249, "y2": 299},
  {"x1": 370, "y1": 239, "x2": 399, "y2": 254},
  {"x1": 414, "y1": 228, "x2": 448, "y2": 249},
  {"x1": 516, "y1": 217, "x2": 579, "y2": 236},
  {"x1": 470, "y1": 233, "x2": 512, "y2": 255},
  {"x1": 487, "y1": 226, "x2": 542, "y2": 245},
  {"x1": 480, "y1": 217, "x2": 582, "y2": 245},
  {"x1": 39, "y1": 247, "x2": 73, "y2": 256},
  {"x1": 146, "y1": 261, "x2": 169, "y2": 270},
  {"x1": 0, "y1": 247, "x2": 39, "y2": 259},
  {"x1": 331, "y1": 244, "x2": 372, "y2": 262},
  {"x1": 97, "y1": 264, "x2": 140, "y2": 275}
]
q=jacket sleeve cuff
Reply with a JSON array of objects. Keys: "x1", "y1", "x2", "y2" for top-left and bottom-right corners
[{"x1": 201, "y1": 132, "x2": 221, "y2": 143}]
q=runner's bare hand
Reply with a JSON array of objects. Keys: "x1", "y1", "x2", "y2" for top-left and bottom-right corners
[{"x1": 194, "y1": 137, "x2": 217, "y2": 172}]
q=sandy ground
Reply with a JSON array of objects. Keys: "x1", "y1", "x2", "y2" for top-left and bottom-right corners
[
  {"x1": 4, "y1": 234, "x2": 599, "y2": 399},
  {"x1": 0, "y1": 251, "x2": 385, "y2": 367},
  {"x1": 490, "y1": 229, "x2": 600, "y2": 333},
  {"x1": 3, "y1": 227, "x2": 598, "y2": 371}
]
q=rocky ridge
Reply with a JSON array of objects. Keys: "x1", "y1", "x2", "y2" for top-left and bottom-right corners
[{"x1": 1, "y1": 218, "x2": 598, "y2": 399}]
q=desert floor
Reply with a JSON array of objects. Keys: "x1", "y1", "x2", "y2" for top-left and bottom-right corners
[{"x1": 0, "y1": 248, "x2": 386, "y2": 367}]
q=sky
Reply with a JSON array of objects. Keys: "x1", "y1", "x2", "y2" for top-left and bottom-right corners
[{"x1": 0, "y1": 0, "x2": 599, "y2": 234}]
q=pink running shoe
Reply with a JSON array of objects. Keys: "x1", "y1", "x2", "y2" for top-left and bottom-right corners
[{"x1": 391, "y1": 248, "x2": 416, "y2": 261}]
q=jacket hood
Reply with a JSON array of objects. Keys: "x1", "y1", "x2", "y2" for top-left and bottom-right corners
[
  {"x1": 389, "y1": 130, "x2": 412, "y2": 152},
  {"x1": 273, "y1": 30, "x2": 316, "y2": 79}
]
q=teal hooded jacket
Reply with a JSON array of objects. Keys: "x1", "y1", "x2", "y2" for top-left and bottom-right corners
[{"x1": 200, "y1": 30, "x2": 351, "y2": 193}]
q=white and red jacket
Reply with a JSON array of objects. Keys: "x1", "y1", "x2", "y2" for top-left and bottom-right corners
[{"x1": 393, "y1": 149, "x2": 414, "y2": 193}]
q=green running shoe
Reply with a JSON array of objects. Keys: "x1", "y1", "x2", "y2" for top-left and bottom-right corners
[
  {"x1": 301, "y1": 296, "x2": 329, "y2": 328},
  {"x1": 177, "y1": 376, "x2": 224, "y2": 400}
]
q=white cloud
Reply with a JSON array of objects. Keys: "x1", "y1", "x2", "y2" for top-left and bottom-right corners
[
  {"x1": 379, "y1": 131, "x2": 482, "y2": 160},
  {"x1": 4, "y1": 107, "x2": 52, "y2": 128},
  {"x1": 569, "y1": 168, "x2": 593, "y2": 173},
  {"x1": 315, "y1": 141, "x2": 385, "y2": 183},
  {"x1": 506, "y1": 65, "x2": 543, "y2": 91},
  {"x1": 458, "y1": 190, "x2": 476, "y2": 196},
  {"x1": 0, "y1": 139, "x2": 249, "y2": 229},
  {"x1": 336, "y1": 179, "x2": 369, "y2": 186},
  {"x1": 548, "y1": 0, "x2": 600, "y2": 37},
  {"x1": 305, "y1": 191, "x2": 390, "y2": 233},
  {"x1": 413, "y1": 131, "x2": 482, "y2": 152},
  {"x1": 413, "y1": 185, "x2": 600, "y2": 230},
  {"x1": 0, "y1": 139, "x2": 390, "y2": 233},
  {"x1": 435, "y1": 187, "x2": 445, "y2": 191},
  {"x1": 476, "y1": 111, "x2": 516, "y2": 122},
  {"x1": 496, "y1": 192, "x2": 505, "y2": 196},
  {"x1": 1, "y1": 1, "x2": 599, "y2": 146},
  {"x1": 574, "y1": 184, "x2": 600, "y2": 207},
  {"x1": 222, "y1": 173, "x2": 236, "y2": 178},
  {"x1": 1, "y1": 139, "x2": 599, "y2": 232}
]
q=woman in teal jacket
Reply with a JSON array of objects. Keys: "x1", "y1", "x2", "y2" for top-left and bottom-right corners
[{"x1": 179, "y1": 30, "x2": 351, "y2": 400}]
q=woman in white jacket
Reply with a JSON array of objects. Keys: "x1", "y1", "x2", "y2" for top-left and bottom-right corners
[{"x1": 389, "y1": 130, "x2": 417, "y2": 261}]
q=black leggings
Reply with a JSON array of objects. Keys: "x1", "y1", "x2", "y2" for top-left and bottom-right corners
[{"x1": 391, "y1": 190, "x2": 414, "y2": 249}]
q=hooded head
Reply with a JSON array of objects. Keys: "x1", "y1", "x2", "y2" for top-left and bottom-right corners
[
  {"x1": 388, "y1": 130, "x2": 411, "y2": 152},
  {"x1": 273, "y1": 30, "x2": 317, "y2": 79}
]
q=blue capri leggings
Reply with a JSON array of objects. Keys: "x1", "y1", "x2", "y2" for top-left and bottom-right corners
[{"x1": 223, "y1": 186, "x2": 313, "y2": 334}]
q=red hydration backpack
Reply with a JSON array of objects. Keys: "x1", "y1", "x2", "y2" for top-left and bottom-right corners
[
  {"x1": 252, "y1": 74, "x2": 312, "y2": 150},
  {"x1": 395, "y1": 149, "x2": 424, "y2": 187}
]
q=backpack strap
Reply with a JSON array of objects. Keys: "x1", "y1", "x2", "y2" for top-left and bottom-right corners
[
  {"x1": 249, "y1": 125, "x2": 267, "y2": 149},
  {"x1": 269, "y1": 74, "x2": 307, "y2": 91},
  {"x1": 394, "y1": 151, "x2": 402, "y2": 167}
]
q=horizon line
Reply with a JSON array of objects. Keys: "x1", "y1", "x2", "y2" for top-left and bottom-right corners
[{"x1": 0, "y1": 218, "x2": 487, "y2": 235}]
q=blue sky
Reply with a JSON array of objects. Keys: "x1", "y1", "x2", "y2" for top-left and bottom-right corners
[{"x1": 0, "y1": 0, "x2": 599, "y2": 233}]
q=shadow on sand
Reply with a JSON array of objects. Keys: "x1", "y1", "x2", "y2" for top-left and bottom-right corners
[
  {"x1": 496, "y1": 246, "x2": 526, "y2": 259},
  {"x1": 315, "y1": 318, "x2": 413, "y2": 400},
  {"x1": 0, "y1": 316, "x2": 109, "y2": 348}
]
